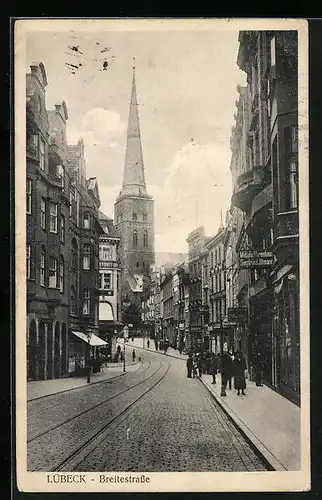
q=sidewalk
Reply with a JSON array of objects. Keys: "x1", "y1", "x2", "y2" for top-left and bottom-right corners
[
  {"x1": 126, "y1": 337, "x2": 188, "y2": 361},
  {"x1": 27, "y1": 357, "x2": 141, "y2": 401},
  {"x1": 128, "y1": 337, "x2": 301, "y2": 471}
]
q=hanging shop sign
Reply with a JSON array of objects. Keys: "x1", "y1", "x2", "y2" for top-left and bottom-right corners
[
  {"x1": 228, "y1": 307, "x2": 248, "y2": 323},
  {"x1": 239, "y1": 250, "x2": 274, "y2": 269}
]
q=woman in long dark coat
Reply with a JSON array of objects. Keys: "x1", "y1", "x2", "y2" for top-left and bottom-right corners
[{"x1": 233, "y1": 351, "x2": 247, "y2": 395}]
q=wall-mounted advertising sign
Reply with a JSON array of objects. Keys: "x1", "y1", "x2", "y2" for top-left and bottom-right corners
[
  {"x1": 228, "y1": 307, "x2": 248, "y2": 323},
  {"x1": 239, "y1": 250, "x2": 274, "y2": 269}
]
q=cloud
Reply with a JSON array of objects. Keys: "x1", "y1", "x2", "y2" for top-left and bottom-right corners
[
  {"x1": 82, "y1": 108, "x2": 125, "y2": 143},
  {"x1": 155, "y1": 141, "x2": 232, "y2": 244}
]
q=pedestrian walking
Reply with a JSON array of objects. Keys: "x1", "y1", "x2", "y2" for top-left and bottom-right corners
[
  {"x1": 197, "y1": 355, "x2": 203, "y2": 378},
  {"x1": 192, "y1": 354, "x2": 198, "y2": 378},
  {"x1": 132, "y1": 349, "x2": 136, "y2": 362},
  {"x1": 233, "y1": 351, "x2": 247, "y2": 395},
  {"x1": 186, "y1": 354, "x2": 193, "y2": 378},
  {"x1": 254, "y1": 350, "x2": 264, "y2": 386},
  {"x1": 209, "y1": 353, "x2": 218, "y2": 384},
  {"x1": 147, "y1": 339, "x2": 150, "y2": 349},
  {"x1": 220, "y1": 351, "x2": 232, "y2": 396},
  {"x1": 228, "y1": 349, "x2": 235, "y2": 390}
]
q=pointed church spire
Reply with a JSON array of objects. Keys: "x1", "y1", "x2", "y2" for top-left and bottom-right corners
[{"x1": 119, "y1": 58, "x2": 148, "y2": 198}]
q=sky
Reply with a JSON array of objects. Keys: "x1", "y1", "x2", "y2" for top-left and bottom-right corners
[{"x1": 26, "y1": 27, "x2": 247, "y2": 253}]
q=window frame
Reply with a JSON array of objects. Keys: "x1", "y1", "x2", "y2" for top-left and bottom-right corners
[
  {"x1": 83, "y1": 243, "x2": 91, "y2": 270},
  {"x1": 101, "y1": 272, "x2": 112, "y2": 290},
  {"x1": 70, "y1": 286, "x2": 77, "y2": 315},
  {"x1": 40, "y1": 198, "x2": 46, "y2": 230},
  {"x1": 143, "y1": 230, "x2": 148, "y2": 247},
  {"x1": 133, "y1": 229, "x2": 138, "y2": 248},
  {"x1": 83, "y1": 288, "x2": 90, "y2": 315},
  {"x1": 59, "y1": 256, "x2": 64, "y2": 293},
  {"x1": 49, "y1": 202, "x2": 58, "y2": 234},
  {"x1": 83, "y1": 211, "x2": 90, "y2": 229},
  {"x1": 60, "y1": 215, "x2": 65, "y2": 244},
  {"x1": 48, "y1": 257, "x2": 58, "y2": 288},
  {"x1": 40, "y1": 248, "x2": 46, "y2": 286},
  {"x1": 39, "y1": 137, "x2": 45, "y2": 171},
  {"x1": 26, "y1": 179, "x2": 32, "y2": 214}
]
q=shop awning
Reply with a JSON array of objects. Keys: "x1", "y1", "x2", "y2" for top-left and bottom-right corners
[{"x1": 71, "y1": 331, "x2": 108, "y2": 346}]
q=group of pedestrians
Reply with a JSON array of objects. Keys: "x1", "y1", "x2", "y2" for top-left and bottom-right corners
[{"x1": 186, "y1": 349, "x2": 249, "y2": 397}]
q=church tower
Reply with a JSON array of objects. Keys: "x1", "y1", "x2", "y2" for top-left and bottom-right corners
[{"x1": 114, "y1": 60, "x2": 155, "y2": 325}]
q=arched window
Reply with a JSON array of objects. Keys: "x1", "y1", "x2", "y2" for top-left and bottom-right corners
[
  {"x1": 59, "y1": 255, "x2": 64, "y2": 293},
  {"x1": 70, "y1": 286, "x2": 76, "y2": 315},
  {"x1": 143, "y1": 230, "x2": 148, "y2": 247},
  {"x1": 83, "y1": 211, "x2": 90, "y2": 229},
  {"x1": 133, "y1": 230, "x2": 138, "y2": 248}
]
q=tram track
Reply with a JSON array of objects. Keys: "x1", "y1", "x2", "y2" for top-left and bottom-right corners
[
  {"x1": 28, "y1": 360, "x2": 154, "y2": 442},
  {"x1": 28, "y1": 359, "x2": 170, "y2": 471},
  {"x1": 52, "y1": 359, "x2": 171, "y2": 472}
]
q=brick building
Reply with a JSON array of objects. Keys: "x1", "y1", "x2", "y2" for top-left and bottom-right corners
[{"x1": 26, "y1": 62, "x2": 104, "y2": 381}]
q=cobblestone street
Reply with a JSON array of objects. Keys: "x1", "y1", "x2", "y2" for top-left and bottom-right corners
[{"x1": 28, "y1": 348, "x2": 269, "y2": 472}]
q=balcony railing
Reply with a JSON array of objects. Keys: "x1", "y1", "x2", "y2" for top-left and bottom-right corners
[{"x1": 273, "y1": 210, "x2": 299, "y2": 241}]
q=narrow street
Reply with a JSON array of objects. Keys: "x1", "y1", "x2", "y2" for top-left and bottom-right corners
[{"x1": 28, "y1": 347, "x2": 268, "y2": 472}]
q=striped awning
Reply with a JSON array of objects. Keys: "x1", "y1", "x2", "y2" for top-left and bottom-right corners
[{"x1": 71, "y1": 331, "x2": 107, "y2": 346}]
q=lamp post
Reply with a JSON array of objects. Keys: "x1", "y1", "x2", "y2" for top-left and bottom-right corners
[
  {"x1": 123, "y1": 325, "x2": 129, "y2": 372},
  {"x1": 86, "y1": 330, "x2": 92, "y2": 383}
]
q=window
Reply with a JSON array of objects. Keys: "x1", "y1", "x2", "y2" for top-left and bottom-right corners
[
  {"x1": 270, "y1": 36, "x2": 276, "y2": 66},
  {"x1": 70, "y1": 286, "x2": 76, "y2": 315},
  {"x1": 143, "y1": 230, "x2": 148, "y2": 247},
  {"x1": 27, "y1": 179, "x2": 32, "y2": 214},
  {"x1": 40, "y1": 198, "x2": 46, "y2": 230},
  {"x1": 27, "y1": 133, "x2": 39, "y2": 155},
  {"x1": 59, "y1": 256, "x2": 64, "y2": 293},
  {"x1": 143, "y1": 213, "x2": 147, "y2": 221},
  {"x1": 49, "y1": 202, "x2": 58, "y2": 233},
  {"x1": 48, "y1": 257, "x2": 58, "y2": 288},
  {"x1": 133, "y1": 230, "x2": 138, "y2": 248},
  {"x1": 71, "y1": 239, "x2": 78, "y2": 270},
  {"x1": 83, "y1": 244, "x2": 91, "y2": 270},
  {"x1": 39, "y1": 138, "x2": 45, "y2": 171},
  {"x1": 40, "y1": 248, "x2": 45, "y2": 286},
  {"x1": 133, "y1": 212, "x2": 137, "y2": 221},
  {"x1": 285, "y1": 126, "x2": 299, "y2": 210},
  {"x1": 57, "y1": 165, "x2": 65, "y2": 191},
  {"x1": 69, "y1": 191, "x2": 73, "y2": 217},
  {"x1": 83, "y1": 212, "x2": 90, "y2": 229},
  {"x1": 100, "y1": 246, "x2": 110, "y2": 261},
  {"x1": 26, "y1": 245, "x2": 31, "y2": 279},
  {"x1": 83, "y1": 289, "x2": 90, "y2": 315},
  {"x1": 60, "y1": 215, "x2": 65, "y2": 244},
  {"x1": 101, "y1": 272, "x2": 112, "y2": 290}
]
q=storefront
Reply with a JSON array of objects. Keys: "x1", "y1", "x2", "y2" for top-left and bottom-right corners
[{"x1": 68, "y1": 330, "x2": 108, "y2": 376}]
